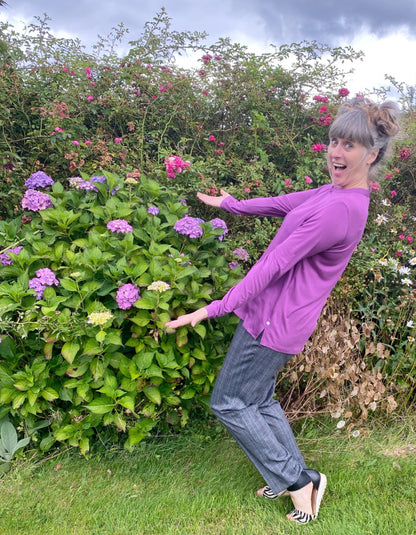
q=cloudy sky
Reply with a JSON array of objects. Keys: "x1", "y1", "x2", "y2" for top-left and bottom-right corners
[{"x1": 1, "y1": 0, "x2": 416, "y2": 96}]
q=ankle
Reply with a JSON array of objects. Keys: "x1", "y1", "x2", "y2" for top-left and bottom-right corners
[{"x1": 287, "y1": 470, "x2": 312, "y2": 492}]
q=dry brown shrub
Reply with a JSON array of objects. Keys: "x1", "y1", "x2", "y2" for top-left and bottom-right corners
[{"x1": 276, "y1": 296, "x2": 397, "y2": 423}]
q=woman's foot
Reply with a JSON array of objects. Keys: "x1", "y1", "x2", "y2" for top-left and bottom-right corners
[
  {"x1": 286, "y1": 471, "x2": 327, "y2": 525},
  {"x1": 286, "y1": 481, "x2": 314, "y2": 518}
]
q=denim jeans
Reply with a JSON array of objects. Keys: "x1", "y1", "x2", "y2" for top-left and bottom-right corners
[{"x1": 209, "y1": 321, "x2": 306, "y2": 494}]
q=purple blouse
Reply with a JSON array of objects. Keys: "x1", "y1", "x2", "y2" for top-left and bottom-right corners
[{"x1": 205, "y1": 184, "x2": 370, "y2": 354}]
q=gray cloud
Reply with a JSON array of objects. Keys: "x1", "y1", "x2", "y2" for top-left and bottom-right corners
[
  {"x1": 4, "y1": 0, "x2": 416, "y2": 50},
  {"x1": 231, "y1": 0, "x2": 416, "y2": 44}
]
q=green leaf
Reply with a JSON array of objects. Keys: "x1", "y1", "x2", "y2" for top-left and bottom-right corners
[
  {"x1": 130, "y1": 310, "x2": 152, "y2": 327},
  {"x1": 60, "y1": 278, "x2": 78, "y2": 292},
  {"x1": 181, "y1": 387, "x2": 196, "y2": 400},
  {"x1": 90, "y1": 358, "x2": 105, "y2": 381},
  {"x1": 55, "y1": 425, "x2": 77, "y2": 441},
  {"x1": 105, "y1": 331, "x2": 122, "y2": 346},
  {"x1": 41, "y1": 387, "x2": 59, "y2": 401},
  {"x1": 82, "y1": 339, "x2": 102, "y2": 356},
  {"x1": 0, "y1": 421, "x2": 17, "y2": 454},
  {"x1": 134, "y1": 297, "x2": 156, "y2": 310},
  {"x1": 143, "y1": 386, "x2": 161, "y2": 405},
  {"x1": 61, "y1": 342, "x2": 80, "y2": 365},
  {"x1": 193, "y1": 324, "x2": 206, "y2": 338},
  {"x1": 118, "y1": 394, "x2": 135, "y2": 412},
  {"x1": 193, "y1": 348, "x2": 207, "y2": 361},
  {"x1": 84, "y1": 396, "x2": 114, "y2": 414},
  {"x1": 135, "y1": 352, "x2": 154, "y2": 370},
  {"x1": 95, "y1": 331, "x2": 106, "y2": 343}
]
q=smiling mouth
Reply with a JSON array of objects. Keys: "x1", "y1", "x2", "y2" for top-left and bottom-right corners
[{"x1": 333, "y1": 163, "x2": 346, "y2": 170}]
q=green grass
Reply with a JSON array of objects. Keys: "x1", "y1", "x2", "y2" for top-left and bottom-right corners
[{"x1": 1, "y1": 417, "x2": 416, "y2": 535}]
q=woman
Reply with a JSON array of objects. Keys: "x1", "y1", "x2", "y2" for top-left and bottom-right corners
[{"x1": 166, "y1": 97, "x2": 400, "y2": 525}]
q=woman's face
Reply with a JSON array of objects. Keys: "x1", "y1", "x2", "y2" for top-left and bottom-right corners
[{"x1": 327, "y1": 137, "x2": 378, "y2": 189}]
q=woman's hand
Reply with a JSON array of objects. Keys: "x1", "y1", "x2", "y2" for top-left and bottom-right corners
[
  {"x1": 165, "y1": 307, "x2": 208, "y2": 330},
  {"x1": 197, "y1": 189, "x2": 230, "y2": 208}
]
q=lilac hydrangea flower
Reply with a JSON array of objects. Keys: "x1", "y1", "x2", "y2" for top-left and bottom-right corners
[
  {"x1": 69, "y1": 177, "x2": 84, "y2": 188},
  {"x1": 174, "y1": 216, "x2": 203, "y2": 238},
  {"x1": 107, "y1": 219, "x2": 133, "y2": 233},
  {"x1": 21, "y1": 189, "x2": 53, "y2": 211},
  {"x1": 36, "y1": 268, "x2": 59, "y2": 286},
  {"x1": 0, "y1": 246, "x2": 23, "y2": 266},
  {"x1": 116, "y1": 283, "x2": 140, "y2": 309},
  {"x1": 29, "y1": 267, "x2": 59, "y2": 300},
  {"x1": 229, "y1": 261, "x2": 239, "y2": 269},
  {"x1": 24, "y1": 171, "x2": 54, "y2": 189},
  {"x1": 210, "y1": 218, "x2": 228, "y2": 240},
  {"x1": 148, "y1": 206, "x2": 159, "y2": 215},
  {"x1": 233, "y1": 248, "x2": 249, "y2": 261},
  {"x1": 29, "y1": 278, "x2": 46, "y2": 300},
  {"x1": 69, "y1": 176, "x2": 106, "y2": 192},
  {"x1": 90, "y1": 176, "x2": 106, "y2": 184}
]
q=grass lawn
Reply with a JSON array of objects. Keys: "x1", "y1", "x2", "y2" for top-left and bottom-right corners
[{"x1": 1, "y1": 417, "x2": 416, "y2": 534}]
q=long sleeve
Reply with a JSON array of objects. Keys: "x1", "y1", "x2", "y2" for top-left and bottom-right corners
[
  {"x1": 206, "y1": 200, "x2": 349, "y2": 319},
  {"x1": 220, "y1": 187, "x2": 324, "y2": 218}
]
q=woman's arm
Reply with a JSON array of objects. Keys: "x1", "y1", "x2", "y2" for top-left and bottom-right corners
[
  {"x1": 197, "y1": 187, "x2": 324, "y2": 218},
  {"x1": 165, "y1": 307, "x2": 208, "y2": 329}
]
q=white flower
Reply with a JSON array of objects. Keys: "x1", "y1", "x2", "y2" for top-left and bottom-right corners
[
  {"x1": 87, "y1": 310, "x2": 114, "y2": 326},
  {"x1": 147, "y1": 280, "x2": 171, "y2": 293},
  {"x1": 374, "y1": 214, "x2": 388, "y2": 225},
  {"x1": 399, "y1": 266, "x2": 411, "y2": 275},
  {"x1": 389, "y1": 258, "x2": 399, "y2": 270},
  {"x1": 379, "y1": 258, "x2": 388, "y2": 266},
  {"x1": 408, "y1": 336, "x2": 415, "y2": 343},
  {"x1": 407, "y1": 320, "x2": 415, "y2": 328},
  {"x1": 401, "y1": 278, "x2": 413, "y2": 286},
  {"x1": 381, "y1": 199, "x2": 391, "y2": 206},
  {"x1": 336, "y1": 420, "x2": 346, "y2": 429},
  {"x1": 409, "y1": 257, "x2": 416, "y2": 266},
  {"x1": 352, "y1": 430, "x2": 360, "y2": 438}
]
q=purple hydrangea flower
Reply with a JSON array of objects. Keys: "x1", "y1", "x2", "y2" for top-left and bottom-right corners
[
  {"x1": 229, "y1": 261, "x2": 239, "y2": 269},
  {"x1": 0, "y1": 246, "x2": 23, "y2": 266},
  {"x1": 21, "y1": 189, "x2": 53, "y2": 211},
  {"x1": 116, "y1": 283, "x2": 140, "y2": 309},
  {"x1": 29, "y1": 278, "x2": 46, "y2": 300},
  {"x1": 174, "y1": 216, "x2": 203, "y2": 238},
  {"x1": 69, "y1": 176, "x2": 106, "y2": 192},
  {"x1": 35, "y1": 268, "x2": 59, "y2": 286},
  {"x1": 69, "y1": 177, "x2": 84, "y2": 188},
  {"x1": 107, "y1": 219, "x2": 133, "y2": 233},
  {"x1": 210, "y1": 218, "x2": 228, "y2": 240},
  {"x1": 233, "y1": 248, "x2": 249, "y2": 261},
  {"x1": 90, "y1": 176, "x2": 106, "y2": 184},
  {"x1": 148, "y1": 206, "x2": 159, "y2": 215},
  {"x1": 177, "y1": 198, "x2": 187, "y2": 206},
  {"x1": 24, "y1": 171, "x2": 54, "y2": 189},
  {"x1": 29, "y1": 267, "x2": 59, "y2": 300}
]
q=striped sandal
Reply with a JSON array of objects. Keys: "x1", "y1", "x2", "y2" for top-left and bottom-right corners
[
  {"x1": 256, "y1": 486, "x2": 289, "y2": 499},
  {"x1": 287, "y1": 470, "x2": 327, "y2": 525}
]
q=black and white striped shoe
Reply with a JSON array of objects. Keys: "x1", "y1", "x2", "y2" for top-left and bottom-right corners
[
  {"x1": 287, "y1": 508, "x2": 317, "y2": 524},
  {"x1": 257, "y1": 485, "x2": 289, "y2": 499}
]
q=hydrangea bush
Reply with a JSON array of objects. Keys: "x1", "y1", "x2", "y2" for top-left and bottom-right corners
[{"x1": 0, "y1": 170, "x2": 241, "y2": 453}]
